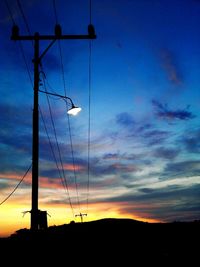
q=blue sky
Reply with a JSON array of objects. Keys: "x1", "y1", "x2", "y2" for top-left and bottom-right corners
[{"x1": 0, "y1": 0, "x2": 200, "y2": 235}]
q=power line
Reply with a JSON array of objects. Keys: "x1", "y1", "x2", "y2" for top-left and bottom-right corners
[
  {"x1": 16, "y1": 0, "x2": 76, "y2": 217},
  {"x1": 39, "y1": 73, "x2": 71, "y2": 204},
  {"x1": 86, "y1": 0, "x2": 93, "y2": 215},
  {"x1": 39, "y1": 103, "x2": 75, "y2": 216},
  {"x1": 67, "y1": 114, "x2": 80, "y2": 212},
  {"x1": 5, "y1": 1, "x2": 33, "y2": 86},
  {"x1": 7, "y1": 0, "x2": 75, "y2": 216},
  {"x1": 18, "y1": 43, "x2": 74, "y2": 214},
  {"x1": 53, "y1": 0, "x2": 58, "y2": 24},
  {"x1": 4, "y1": 0, "x2": 15, "y2": 25},
  {"x1": 8, "y1": 2, "x2": 62, "y2": 188},
  {"x1": 0, "y1": 164, "x2": 32, "y2": 206},
  {"x1": 52, "y1": 0, "x2": 81, "y2": 213},
  {"x1": 86, "y1": 40, "x2": 92, "y2": 213},
  {"x1": 59, "y1": 30, "x2": 81, "y2": 215},
  {"x1": 6, "y1": 0, "x2": 96, "y2": 221},
  {"x1": 16, "y1": 0, "x2": 32, "y2": 37},
  {"x1": 58, "y1": 41, "x2": 67, "y2": 97},
  {"x1": 18, "y1": 39, "x2": 67, "y2": 199},
  {"x1": 18, "y1": 41, "x2": 33, "y2": 85},
  {"x1": 89, "y1": 0, "x2": 92, "y2": 24},
  {"x1": 17, "y1": 0, "x2": 34, "y2": 46},
  {"x1": 39, "y1": 105, "x2": 64, "y2": 187},
  {"x1": 42, "y1": 77, "x2": 75, "y2": 216},
  {"x1": 2, "y1": 0, "x2": 35, "y2": 207}
]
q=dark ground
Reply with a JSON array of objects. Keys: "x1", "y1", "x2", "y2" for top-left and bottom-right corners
[{"x1": 0, "y1": 218, "x2": 199, "y2": 264}]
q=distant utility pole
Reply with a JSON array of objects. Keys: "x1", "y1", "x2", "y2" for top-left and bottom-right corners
[
  {"x1": 75, "y1": 212, "x2": 87, "y2": 223},
  {"x1": 11, "y1": 24, "x2": 96, "y2": 231}
]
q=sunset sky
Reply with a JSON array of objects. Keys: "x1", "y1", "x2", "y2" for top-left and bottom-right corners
[{"x1": 0, "y1": 0, "x2": 200, "y2": 237}]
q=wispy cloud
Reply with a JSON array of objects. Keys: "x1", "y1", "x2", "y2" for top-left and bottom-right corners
[
  {"x1": 103, "y1": 152, "x2": 143, "y2": 161},
  {"x1": 114, "y1": 111, "x2": 173, "y2": 148},
  {"x1": 160, "y1": 49, "x2": 183, "y2": 85},
  {"x1": 102, "y1": 184, "x2": 200, "y2": 222},
  {"x1": 103, "y1": 153, "x2": 119, "y2": 160},
  {"x1": 142, "y1": 129, "x2": 170, "y2": 146},
  {"x1": 161, "y1": 160, "x2": 200, "y2": 179},
  {"x1": 0, "y1": 182, "x2": 12, "y2": 191},
  {"x1": 0, "y1": 103, "x2": 32, "y2": 128},
  {"x1": 90, "y1": 162, "x2": 140, "y2": 177},
  {"x1": 181, "y1": 128, "x2": 200, "y2": 153},
  {"x1": 153, "y1": 146, "x2": 180, "y2": 160},
  {"x1": 116, "y1": 112, "x2": 135, "y2": 127},
  {"x1": 152, "y1": 99, "x2": 196, "y2": 121}
]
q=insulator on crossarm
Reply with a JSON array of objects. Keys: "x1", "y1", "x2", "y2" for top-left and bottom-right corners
[
  {"x1": 88, "y1": 24, "x2": 95, "y2": 36},
  {"x1": 55, "y1": 24, "x2": 62, "y2": 36},
  {"x1": 11, "y1": 24, "x2": 19, "y2": 40}
]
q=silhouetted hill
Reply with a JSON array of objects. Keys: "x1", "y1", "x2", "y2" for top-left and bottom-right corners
[{"x1": 0, "y1": 218, "x2": 199, "y2": 263}]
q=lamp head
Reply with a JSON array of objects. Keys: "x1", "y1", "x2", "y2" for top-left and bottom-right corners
[{"x1": 67, "y1": 104, "x2": 82, "y2": 116}]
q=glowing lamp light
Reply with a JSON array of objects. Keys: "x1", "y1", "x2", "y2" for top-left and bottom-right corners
[
  {"x1": 38, "y1": 88, "x2": 81, "y2": 116},
  {"x1": 67, "y1": 105, "x2": 82, "y2": 116}
]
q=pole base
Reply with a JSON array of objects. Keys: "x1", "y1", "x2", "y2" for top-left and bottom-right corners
[{"x1": 31, "y1": 209, "x2": 48, "y2": 230}]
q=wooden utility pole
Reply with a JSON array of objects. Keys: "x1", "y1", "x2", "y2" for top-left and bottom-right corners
[
  {"x1": 75, "y1": 212, "x2": 87, "y2": 223},
  {"x1": 11, "y1": 24, "x2": 96, "y2": 231}
]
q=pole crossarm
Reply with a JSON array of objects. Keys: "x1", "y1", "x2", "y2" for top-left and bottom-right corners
[
  {"x1": 11, "y1": 34, "x2": 96, "y2": 41},
  {"x1": 11, "y1": 24, "x2": 96, "y2": 41}
]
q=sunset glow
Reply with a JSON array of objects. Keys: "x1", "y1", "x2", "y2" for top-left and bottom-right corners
[{"x1": 1, "y1": 0, "x2": 200, "y2": 237}]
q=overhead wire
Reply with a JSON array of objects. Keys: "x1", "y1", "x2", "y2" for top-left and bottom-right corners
[
  {"x1": 4, "y1": 1, "x2": 33, "y2": 85},
  {"x1": 86, "y1": 0, "x2": 93, "y2": 215},
  {"x1": 4, "y1": 0, "x2": 15, "y2": 25},
  {"x1": 57, "y1": 41, "x2": 67, "y2": 97},
  {"x1": 89, "y1": 0, "x2": 92, "y2": 24},
  {"x1": 52, "y1": 0, "x2": 81, "y2": 213},
  {"x1": 53, "y1": 0, "x2": 58, "y2": 25},
  {"x1": 39, "y1": 104, "x2": 66, "y2": 192},
  {"x1": 16, "y1": 42, "x2": 66, "y2": 196},
  {"x1": 67, "y1": 112, "x2": 81, "y2": 212},
  {"x1": 0, "y1": 164, "x2": 32, "y2": 206},
  {"x1": 86, "y1": 40, "x2": 92, "y2": 214},
  {"x1": 5, "y1": 0, "x2": 75, "y2": 216},
  {"x1": 42, "y1": 77, "x2": 75, "y2": 216},
  {"x1": 0, "y1": 1, "x2": 33, "y2": 205},
  {"x1": 16, "y1": 0, "x2": 32, "y2": 37},
  {"x1": 18, "y1": 41, "x2": 33, "y2": 85},
  {"x1": 15, "y1": 0, "x2": 75, "y2": 216},
  {"x1": 40, "y1": 94, "x2": 74, "y2": 217}
]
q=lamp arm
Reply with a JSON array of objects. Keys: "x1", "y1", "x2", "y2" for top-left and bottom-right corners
[{"x1": 38, "y1": 89, "x2": 74, "y2": 106}]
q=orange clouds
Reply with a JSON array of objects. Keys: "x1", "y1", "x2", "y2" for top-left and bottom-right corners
[
  {"x1": 39, "y1": 176, "x2": 63, "y2": 189},
  {"x1": 62, "y1": 163, "x2": 85, "y2": 172},
  {"x1": 0, "y1": 172, "x2": 31, "y2": 181}
]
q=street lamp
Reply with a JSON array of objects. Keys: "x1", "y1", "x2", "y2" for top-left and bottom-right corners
[
  {"x1": 38, "y1": 89, "x2": 82, "y2": 116},
  {"x1": 67, "y1": 105, "x2": 82, "y2": 116},
  {"x1": 11, "y1": 24, "x2": 95, "y2": 231}
]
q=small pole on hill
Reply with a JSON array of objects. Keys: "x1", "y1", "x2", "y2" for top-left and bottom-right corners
[{"x1": 75, "y1": 213, "x2": 87, "y2": 223}]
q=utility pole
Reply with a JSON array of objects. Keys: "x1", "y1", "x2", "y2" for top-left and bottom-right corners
[
  {"x1": 11, "y1": 24, "x2": 96, "y2": 231},
  {"x1": 75, "y1": 212, "x2": 87, "y2": 223}
]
